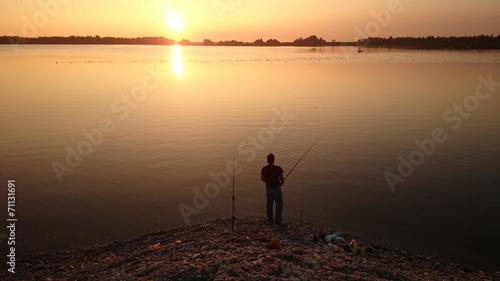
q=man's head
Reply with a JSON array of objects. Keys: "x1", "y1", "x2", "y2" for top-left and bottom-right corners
[{"x1": 267, "y1": 153, "x2": 275, "y2": 164}]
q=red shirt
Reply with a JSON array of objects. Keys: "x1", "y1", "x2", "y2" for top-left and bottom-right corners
[{"x1": 261, "y1": 164, "x2": 284, "y2": 187}]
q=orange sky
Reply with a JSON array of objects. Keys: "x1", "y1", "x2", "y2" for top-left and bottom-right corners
[{"x1": 1, "y1": 0, "x2": 498, "y2": 42}]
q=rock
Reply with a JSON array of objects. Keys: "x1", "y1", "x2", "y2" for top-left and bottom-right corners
[
  {"x1": 221, "y1": 265, "x2": 231, "y2": 272},
  {"x1": 3, "y1": 217, "x2": 497, "y2": 281},
  {"x1": 119, "y1": 271, "x2": 129, "y2": 280}
]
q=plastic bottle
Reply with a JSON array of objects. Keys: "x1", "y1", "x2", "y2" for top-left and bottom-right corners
[{"x1": 330, "y1": 244, "x2": 344, "y2": 253}]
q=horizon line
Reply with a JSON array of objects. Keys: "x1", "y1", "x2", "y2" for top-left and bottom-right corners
[{"x1": 2, "y1": 33, "x2": 499, "y2": 44}]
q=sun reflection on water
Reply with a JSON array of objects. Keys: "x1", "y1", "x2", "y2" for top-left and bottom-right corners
[{"x1": 172, "y1": 44, "x2": 183, "y2": 78}]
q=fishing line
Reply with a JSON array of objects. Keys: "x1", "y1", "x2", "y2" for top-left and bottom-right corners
[{"x1": 284, "y1": 138, "x2": 321, "y2": 181}]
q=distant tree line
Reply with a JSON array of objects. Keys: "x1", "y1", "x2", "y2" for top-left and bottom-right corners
[
  {"x1": 1, "y1": 34, "x2": 499, "y2": 49},
  {"x1": 361, "y1": 35, "x2": 500, "y2": 49},
  {"x1": 0, "y1": 35, "x2": 175, "y2": 45},
  {"x1": 205, "y1": 35, "x2": 333, "y2": 47},
  {"x1": 205, "y1": 34, "x2": 500, "y2": 49}
]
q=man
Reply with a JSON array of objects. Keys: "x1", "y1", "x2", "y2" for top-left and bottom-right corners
[{"x1": 261, "y1": 153, "x2": 285, "y2": 226}]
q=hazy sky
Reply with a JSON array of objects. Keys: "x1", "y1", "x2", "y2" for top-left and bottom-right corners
[{"x1": 1, "y1": 0, "x2": 498, "y2": 42}]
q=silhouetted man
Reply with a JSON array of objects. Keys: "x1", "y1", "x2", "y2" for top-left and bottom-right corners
[{"x1": 261, "y1": 153, "x2": 285, "y2": 226}]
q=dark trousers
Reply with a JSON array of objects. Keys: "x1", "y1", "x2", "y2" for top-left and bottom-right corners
[{"x1": 266, "y1": 187, "x2": 283, "y2": 224}]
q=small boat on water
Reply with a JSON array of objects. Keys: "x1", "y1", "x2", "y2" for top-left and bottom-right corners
[{"x1": 357, "y1": 48, "x2": 363, "y2": 53}]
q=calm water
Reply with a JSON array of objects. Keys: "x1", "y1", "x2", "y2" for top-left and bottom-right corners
[{"x1": 1, "y1": 45, "x2": 499, "y2": 270}]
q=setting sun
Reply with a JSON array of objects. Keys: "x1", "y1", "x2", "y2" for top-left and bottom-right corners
[{"x1": 166, "y1": 11, "x2": 185, "y2": 32}]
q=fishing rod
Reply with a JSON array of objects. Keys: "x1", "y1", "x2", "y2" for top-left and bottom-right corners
[
  {"x1": 284, "y1": 138, "x2": 320, "y2": 181},
  {"x1": 231, "y1": 151, "x2": 235, "y2": 232},
  {"x1": 282, "y1": 138, "x2": 319, "y2": 226}
]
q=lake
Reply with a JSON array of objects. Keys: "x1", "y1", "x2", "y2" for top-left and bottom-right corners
[{"x1": 0, "y1": 45, "x2": 499, "y2": 270}]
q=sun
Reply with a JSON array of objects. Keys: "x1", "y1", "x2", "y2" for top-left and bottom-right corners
[{"x1": 166, "y1": 11, "x2": 185, "y2": 32}]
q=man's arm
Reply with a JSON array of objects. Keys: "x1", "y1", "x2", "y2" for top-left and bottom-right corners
[
  {"x1": 261, "y1": 174, "x2": 266, "y2": 183},
  {"x1": 279, "y1": 174, "x2": 285, "y2": 187}
]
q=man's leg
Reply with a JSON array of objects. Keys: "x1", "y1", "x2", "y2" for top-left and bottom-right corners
[
  {"x1": 266, "y1": 188, "x2": 274, "y2": 223},
  {"x1": 275, "y1": 187, "x2": 283, "y2": 225}
]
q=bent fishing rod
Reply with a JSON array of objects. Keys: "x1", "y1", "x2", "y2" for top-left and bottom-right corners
[
  {"x1": 282, "y1": 137, "x2": 320, "y2": 226},
  {"x1": 284, "y1": 138, "x2": 320, "y2": 181},
  {"x1": 231, "y1": 138, "x2": 319, "y2": 230}
]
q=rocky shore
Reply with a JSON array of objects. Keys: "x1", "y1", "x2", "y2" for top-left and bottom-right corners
[{"x1": 2, "y1": 217, "x2": 498, "y2": 281}]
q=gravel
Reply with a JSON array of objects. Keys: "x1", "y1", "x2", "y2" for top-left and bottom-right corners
[{"x1": 2, "y1": 217, "x2": 498, "y2": 281}]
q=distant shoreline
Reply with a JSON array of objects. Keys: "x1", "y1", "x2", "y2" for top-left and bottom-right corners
[{"x1": 1, "y1": 34, "x2": 499, "y2": 50}]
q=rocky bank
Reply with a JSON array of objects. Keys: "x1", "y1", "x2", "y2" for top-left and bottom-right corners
[{"x1": 2, "y1": 217, "x2": 498, "y2": 281}]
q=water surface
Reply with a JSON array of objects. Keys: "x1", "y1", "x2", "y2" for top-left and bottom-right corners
[{"x1": 1, "y1": 45, "x2": 499, "y2": 270}]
